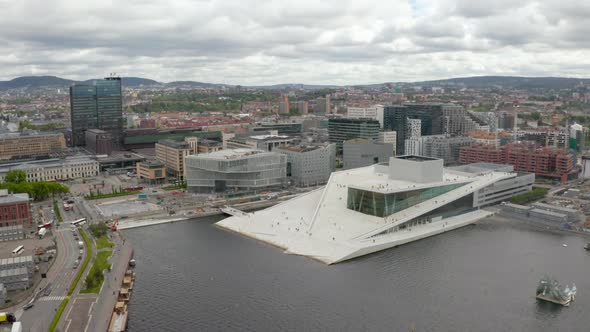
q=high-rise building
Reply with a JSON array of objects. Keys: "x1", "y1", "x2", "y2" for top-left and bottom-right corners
[
  {"x1": 70, "y1": 77, "x2": 123, "y2": 147},
  {"x1": 406, "y1": 118, "x2": 422, "y2": 139},
  {"x1": 297, "y1": 101, "x2": 309, "y2": 115},
  {"x1": 278, "y1": 96, "x2": 290, "y2": 114},
  {"x1": 378, "y1": 130, "x2": 397, "y2": 155},
  {"x1": 155, "y1": 139, "x2": 196, "y2": 181},
  {"x1": 570, "y1": 123, "x2": 586, "y2": 151},
  {"x1": 384, "y1": 104, "x2": 487, "y2": 154},
  {"x1": 316, "y1": 95, "x2": 331, "y2": 114},
  {"x1": 328, "y1": 118, "x2": 380, "y2": 153}
]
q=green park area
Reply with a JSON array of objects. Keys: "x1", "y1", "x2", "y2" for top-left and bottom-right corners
[
  {"x1": 511, "y1": 187, "x2": 549, "y2": 205},
  {"x1": 80, "y1": 250, "x2": 113, "y2": 294}
]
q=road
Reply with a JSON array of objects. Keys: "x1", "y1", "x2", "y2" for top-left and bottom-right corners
[
  {"x1": 18, "y1": 225, "x2": 80, "y2": 331},
  {"x1": 14, "y1": 197, "x2": 87, "y2": 331}
]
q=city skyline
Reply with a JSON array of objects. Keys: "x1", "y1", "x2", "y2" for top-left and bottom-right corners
[{"x1": 2, "y1": 0, "x2": 590, "y2": 85}]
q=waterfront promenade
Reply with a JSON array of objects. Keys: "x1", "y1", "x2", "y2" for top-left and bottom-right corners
[{"x1": 89, "y1": 232, "x2": 133, "y2": 332}]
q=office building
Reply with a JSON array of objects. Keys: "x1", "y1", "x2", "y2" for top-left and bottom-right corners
[
  {"x1": 278, "y1": 143, "x2": 336, "y2": 187},
  {"x1": 70, "y1": 77, "x2": 123, "y2": 146},
  {"x1": 136, "y1": 160, "x2": 166, "y2": 184},
  {"x1": 449, "y1": 163, "x2": 534, "y2": 207},
  {"x1": 218, "y1": 155, "x2": 515, "y2": 264},
  {"x1": 155, "y1": 139, "x2": 195, "y2": 181},
  {"x1": 85, "y1": 129, "x2": 113, "y2": 155},
  {"x1": 0, "y1": 132, "x2": 66, "y2": 160},
  {"x1": 347, "y1": 105, "x2": 384, "y2": 127},
  {"x1": 378, "y1": 131, "x2": 397, "y2": 155},
  {"x1": 384, "y1": 104, "x2": 487, "y2": 154},
  {"x1": 185, "y1": 149, "x2": 286, "y2": 193},
  {"x1": 297, "y1": 101, "x2": 309, "y2": 115},
  {"x1": 343, "y1": 139, "x2": 394, "y2": 169},
  {"x1": 422, "y1": 136, "x2": 475, "y2": 165},
  {"x1": 197, "y1": 139, "x2": 223, "y2": 153},
  {"x1": 0, "y1": 190, "x2": 32, "y2": 228},
  {"x1": 328, "y1": 118, "x2": 380, "y2": 153},
  {"x1": 570, "y1": 123, "x2": 585, "y2": 151},
  {"x1": 226, "y1": 134, "x2": 296, "y2": 152},
  {"x1": 460, "y1": 143, "x2": 576, "y2": 182}
]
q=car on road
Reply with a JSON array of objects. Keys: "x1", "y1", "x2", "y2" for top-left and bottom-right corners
[
  {"x1": 43, "y1": 286, "x2": 52, "y2": 296},
  {"x1": 73, "y1": 260, "x2": 79, "y2": 268},
  {"x1": 23, "y1": 302, "x2": 34, "y2": 310}
]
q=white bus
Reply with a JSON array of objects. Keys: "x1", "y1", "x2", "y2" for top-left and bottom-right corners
[
  {"x1": 71, "y1": 218, "x2": 87, "y2": 227},
  {"x1": 12, "y1": 245, "x2": 24, "y2": 256}
]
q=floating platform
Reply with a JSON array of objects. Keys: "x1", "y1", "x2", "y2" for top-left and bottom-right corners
[{"x1": 536, "y1": 294, "x2": 571, "y2": 306}]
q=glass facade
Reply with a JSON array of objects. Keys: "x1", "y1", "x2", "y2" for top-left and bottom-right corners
[
  {"x1": 347, "y1": 183, "x2": 465, "y2": 217},
  {"x1": 70, "y1": 78, "x2": 122, "y2": 147},
  {"x1": 328, "y1": 118, "x2": 380, "y2": 153}
]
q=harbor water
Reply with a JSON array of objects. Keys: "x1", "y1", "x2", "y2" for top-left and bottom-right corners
[{"x1": 124, "y1": 215, "x2": 590, "y2": 331}]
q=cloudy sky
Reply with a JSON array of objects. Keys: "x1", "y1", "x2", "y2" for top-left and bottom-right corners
[{"x1": 1, "y1": 0, "x2": 589, "y2": 85}]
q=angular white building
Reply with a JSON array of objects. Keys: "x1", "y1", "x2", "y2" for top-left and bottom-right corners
[{"x1": 217, "y1": 156, "x2": 514, "y2": 264}]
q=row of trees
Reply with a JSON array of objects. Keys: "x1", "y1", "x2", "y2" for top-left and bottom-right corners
[
  {"x1": 0, "y1": 170, "x2": 69, "y2": 201},
  {"x1": 18, "y1": 120, "x2": 65, "y2": 131}
]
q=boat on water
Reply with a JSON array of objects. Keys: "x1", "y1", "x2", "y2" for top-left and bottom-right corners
[{"x1": 536, "y1": 276, "x2": 577, "y2": 306}]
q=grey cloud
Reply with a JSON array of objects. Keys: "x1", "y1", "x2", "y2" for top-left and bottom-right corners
[{"x1": 0, "y1": 0, "x2": 589, "y2": 84}]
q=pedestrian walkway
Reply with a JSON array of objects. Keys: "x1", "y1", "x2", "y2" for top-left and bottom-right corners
[{"x1": 38, "y1": 295, "x2": 67, "y2": 302}]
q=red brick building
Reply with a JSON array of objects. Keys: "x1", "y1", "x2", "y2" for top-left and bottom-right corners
[
  {"x1": 0, "y1": 190, "x2": 32, "y2": 228},
  {"x1": 460, "y1": 143, "x2": 576, "y2": 182}
]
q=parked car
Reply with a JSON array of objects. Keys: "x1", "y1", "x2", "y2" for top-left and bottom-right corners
[{"x1": 23, "y1": 302, "x2": 34, "y2": 310}]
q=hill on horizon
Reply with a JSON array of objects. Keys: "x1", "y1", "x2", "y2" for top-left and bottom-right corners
[{"x1": 1, "y1": 75, "x2": 589, "y2": 91}]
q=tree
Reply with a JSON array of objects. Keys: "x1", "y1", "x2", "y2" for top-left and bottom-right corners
[
  {"x1": 531, "y1": 112, "x2": 541, "y2": 120},
  {"x1": 5, "y1": 170, "x2": 26, "y2": 183}
]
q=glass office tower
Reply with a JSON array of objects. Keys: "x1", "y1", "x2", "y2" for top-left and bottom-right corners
[{"x1": 70, "y1": 77, "x2": 122, "y2": 147}]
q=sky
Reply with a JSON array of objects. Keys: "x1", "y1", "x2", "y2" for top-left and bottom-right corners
[{"x1": 1, "y1": 0, "x2": 590, "y2": 85}]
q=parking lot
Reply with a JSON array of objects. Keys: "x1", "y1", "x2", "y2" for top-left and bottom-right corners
[{"x1": 0, "y1": 234, "x2": 54, "y2": 259}]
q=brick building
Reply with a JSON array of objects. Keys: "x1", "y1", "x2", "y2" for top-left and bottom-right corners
[
  {"x1": 460, "y1": 143, "x2": 576, "y2": 182},
  {"x1": 0, "y1": 190, "x2": 32, "y2": 228}
]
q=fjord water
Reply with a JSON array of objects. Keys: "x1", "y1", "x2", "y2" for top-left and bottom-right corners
[{"x1": 124, "y1": 216, "x2": 590, "y2": 331}]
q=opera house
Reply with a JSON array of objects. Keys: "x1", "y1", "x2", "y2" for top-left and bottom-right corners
[{"x1": 217, "y1": 156, "x2": 515, "y2": 264}]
